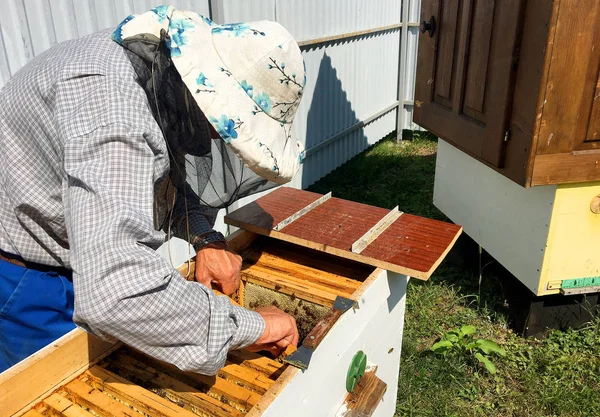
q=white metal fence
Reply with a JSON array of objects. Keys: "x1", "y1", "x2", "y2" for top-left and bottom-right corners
[{"x1": 0, "y1": 0, "x2": 421, "y2": 236}]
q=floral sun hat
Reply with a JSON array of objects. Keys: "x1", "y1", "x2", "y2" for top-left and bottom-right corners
[{"x1": 112, "y1": 5, "x2": 306, "y2": 184}]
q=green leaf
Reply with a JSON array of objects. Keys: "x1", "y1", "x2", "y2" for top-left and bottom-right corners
[
  {"x1": 465, "y1": 342, "x2": 478, "y2": 352},
  {"x1": 431, "y1": 340, "x2": 453, "y2": 354},
  {"x1": 476, "y1": 339, "x2": 506, "y2": 356},
  {"x1": 460, "y1": 325, "x2": 477, "y2": 336},
  {"x1": 475, "y1": 352, "x2": 497, "y2": 374},
  {"x1": 444, "y1": 331, "x2": 460, "y2": 343}
]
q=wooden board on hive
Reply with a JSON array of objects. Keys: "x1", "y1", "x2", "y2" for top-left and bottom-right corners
[{"x1": 224, "y1": 187, "x2": 462, "y2": 280}]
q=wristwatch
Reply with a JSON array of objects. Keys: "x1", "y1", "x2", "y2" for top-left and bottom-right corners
[{"x1": 192, "y1": 231, "x2": 227, "y2": 252}]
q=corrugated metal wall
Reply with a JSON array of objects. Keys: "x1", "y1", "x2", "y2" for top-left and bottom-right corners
[
  {"x1": 0, "y1": 0, "x2": 421, "y2": 237},
  {"x1": 0, "y1": 0, "x2": 211, "y2": 87}
]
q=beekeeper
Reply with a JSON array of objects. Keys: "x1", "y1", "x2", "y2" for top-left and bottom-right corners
[{"x1": 0, "y1": 5, "x2": 305, "y2": 373}]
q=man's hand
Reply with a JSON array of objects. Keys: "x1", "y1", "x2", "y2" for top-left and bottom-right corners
[
  {"x1": 195, "y1": 242, "x2": 242, "y2": 295},
  {"x1": 247, "y1": 306, "x2": 299, "y2": 357}
]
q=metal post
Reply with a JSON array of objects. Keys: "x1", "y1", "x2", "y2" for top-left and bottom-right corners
[
  {"x1": 208, "y1": 0, "x2": 225, "y2": 24},
  {"x1": 396, "y1": 0, "x2": 410, "y2": 141}
]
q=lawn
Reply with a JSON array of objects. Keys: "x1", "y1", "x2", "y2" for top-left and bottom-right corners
[{"x1": 308, "y1": 132, "x2": 600, "y2": 417}]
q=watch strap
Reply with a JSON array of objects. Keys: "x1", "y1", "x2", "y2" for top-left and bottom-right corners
[{"x1": 192, "y1": 231, "x2": 227, "y2": 252}]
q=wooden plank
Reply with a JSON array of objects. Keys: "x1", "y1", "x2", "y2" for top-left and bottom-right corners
[
  {"x1": 254, "y1": 240, "x2": 373, "y2": 282},
  {"x1": 102, "y1": 352, "x2": 245, "y2": 416},
  {"x1": 532, "y1": 152, "x2": 600, "y2": 186},
  {"x1": 245, "y1": 255, "x2": 360, "y2": 294},
  {"x1": 463, "y1": 0, "x2": 495, "y2": 117},
  {"x1": 586, "y1": 75, "x2": 600, "y2": 141},
  {"x1": 434, "y1": 0, "x2": 461, "y2": 104},
  {"x1": 42, "y1": 393, "x2": 95, "y2": 417},
  {"x1": 507, "y1": 0, "x2": 555, "y2": 186},
  {"x1": 245, "y1": 251, "x2": 361, "y2": 294},
  {"x1": 413, "y1": 0, "x2": 440, "y2": 110},
  {"x1": 107, "y1": 351, "x2": 260, "y2": 413},
  {"x1": 225, "y1": 188, "x2": 462, "y2": 280},
  {"x1": 478, "y1": 0, "x2": 526, "y2": 167},
  {"x1": 359, "y1": 213, "x2": 461, "y2": 272},
  {"x1": 274, "y1": 192, "x2": 331, "y2": 231},
  {"x1": 351, "y1": 207, "x2": 403, "y2": 254},
  {"x1": 280, "y1": 198, "x2": 392, "y2": 251},
  {"x1": 83, "y1": 366, "x2": 201, "y2": 417},
  {"x1": 62, "y1": 378, "x2": 141, "y2": 417},
  {"x1": 241, "y1": 267, "x2": 338, "y2": 307},
  {"x1": 21, "y1": 411, "x2": 45, "y2": 417},
  {"x1": 450, "y1": 0, "x2": 473, "y2": 114},
  {"x1": 218, "y1": 363, "x2": 274, "y2": 394},
  {"x1": 229, "y1": 187, "x2": 323, "y2": 230},
  {"x1": 244, "y1": 366, "x2": 299, "y2": 417},
  {"x1": 0, "y1": 328, "x2": 119, "y2": 417},
  {"x1": 349, "y1": 268, "x2": 385, "y2": 303},
  {"x1": 226, "y1": 350, "x2": 286, "y2": 380},
  {"x1": 343, "y1": 370, "x2": 387, "y2": 417},
  {"x1": 536, "y1": 0, "x2": 600, "y2": 155}
]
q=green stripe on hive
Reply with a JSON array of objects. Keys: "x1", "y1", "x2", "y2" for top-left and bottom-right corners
[{"x1": 561, "y1": 276, "x2": 600, "y2": 289}]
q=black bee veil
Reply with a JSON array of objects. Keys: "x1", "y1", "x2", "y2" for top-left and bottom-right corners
[{"x1": 122, "y1": 31, "x2": 276, "y2": 226}]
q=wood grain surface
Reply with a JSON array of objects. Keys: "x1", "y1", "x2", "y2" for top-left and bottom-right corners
[
  {"x1": 343, "y1": 369, "x2": 387, "y2": 417},
  {"x1": 225, "y1": 188, "x2": 462, "y2": 280}
]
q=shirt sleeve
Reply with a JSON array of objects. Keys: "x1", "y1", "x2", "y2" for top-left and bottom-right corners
[{"x1": 63, "y1": 122, "x2": 264, "y2": 375}]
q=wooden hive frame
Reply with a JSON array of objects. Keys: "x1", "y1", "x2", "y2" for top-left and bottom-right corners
[{"x1": 0, "y1": 229, "x2": 385, "y2": 417}]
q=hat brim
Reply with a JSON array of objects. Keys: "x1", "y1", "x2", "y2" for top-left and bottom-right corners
[{"x1": 168, "y1": 11, "x2": 302, "y2": 185}]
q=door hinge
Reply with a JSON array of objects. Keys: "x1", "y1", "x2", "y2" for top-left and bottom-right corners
[{"x1": 504, "y1": 129, "x2": 511, "y2": 142}]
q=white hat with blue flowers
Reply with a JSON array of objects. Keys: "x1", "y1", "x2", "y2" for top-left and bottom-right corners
[{"x1": 112, "y1": 5, "x2": 305, "y2": 184}]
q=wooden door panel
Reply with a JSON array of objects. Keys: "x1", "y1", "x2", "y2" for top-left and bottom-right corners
[
  {"x1": 414, "y1": 0, "x2": 525, "y2": 167},
  {"x1": 434, "y1": 0, "x2": 461, "y2": 108},
  {"x1": 536, "y1": 0, "x2": 600, "y2": 154},
  {"x1": 478, "y1": 0, "x2": 526, "y2": 164},
  {"x1": 462, "y1": 0, "x2": 495, "y2": 121}
]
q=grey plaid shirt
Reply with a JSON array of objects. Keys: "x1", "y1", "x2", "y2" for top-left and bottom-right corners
[{"x1": 0, "y1": 29, "x2": 264, "y2": 375}]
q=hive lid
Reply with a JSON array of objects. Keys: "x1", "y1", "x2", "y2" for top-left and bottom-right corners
[{"x1": 225, "y1": 187, "x2": 462, "y2": 280}]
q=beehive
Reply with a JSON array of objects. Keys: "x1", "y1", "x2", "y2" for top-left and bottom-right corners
[{"x1": 1, "y1": 189, "x2": 461, "y2": 417}]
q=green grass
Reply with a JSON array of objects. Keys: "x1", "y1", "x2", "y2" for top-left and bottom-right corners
[{"x1": 308, "y1": 132, "x2": 600, "y2": 417}]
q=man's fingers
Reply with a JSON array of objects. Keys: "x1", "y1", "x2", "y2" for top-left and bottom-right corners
[
  {"x1": 195, "y1": 272, "x2": 213, "y2": 289},
  {"x1": 246, "y1": 342, "x2": 284, "y2": 356},
  {"x1": 217, "y1": 271, "x2": 240, "y2": 296},
  {"x1": 270, "y1": 345, "x2": 285, "y2": 357},
  {"x1": 289, "y1": 326, "x2": 299, "y2": 347}
]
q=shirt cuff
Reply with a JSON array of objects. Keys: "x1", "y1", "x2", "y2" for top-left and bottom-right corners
[{"x1": 229, "y1": 303, "x2": 265, "y2": 350}]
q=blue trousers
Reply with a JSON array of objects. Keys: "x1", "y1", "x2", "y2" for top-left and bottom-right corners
[{"x1": 0, "y1": 258, "x2": 75, "y2": 372}]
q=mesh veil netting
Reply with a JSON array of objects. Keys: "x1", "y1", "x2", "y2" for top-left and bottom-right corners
[{"x1": 121, "y1": 31, "x2": 277, "y2": 224}]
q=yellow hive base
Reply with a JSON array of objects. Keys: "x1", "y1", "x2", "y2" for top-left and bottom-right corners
[{"x1": 540, "y1": 182, "x2": 600, "y2": 294}]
